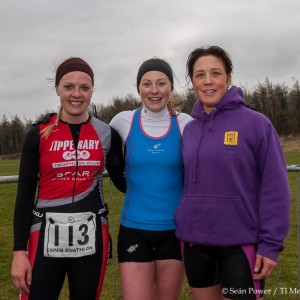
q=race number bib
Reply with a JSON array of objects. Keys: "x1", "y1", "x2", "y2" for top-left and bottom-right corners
[{"x1": 44, "y1": 212, "x2": 96, "y2": 258}]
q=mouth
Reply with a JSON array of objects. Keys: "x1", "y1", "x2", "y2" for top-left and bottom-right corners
[
  {"x1": 69, "y1": 101, "x2": 83, "y2": 107},
  {"x1": 148, "y1": 97, "x2": 162, "y2": 102},
  {"x1": 203, "y1": 89, "x2": 216, "y2": 95}
]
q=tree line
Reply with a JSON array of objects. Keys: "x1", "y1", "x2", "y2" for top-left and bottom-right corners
[{"x1": 1, "y1": 78, "x2": 299, "y2": 156}]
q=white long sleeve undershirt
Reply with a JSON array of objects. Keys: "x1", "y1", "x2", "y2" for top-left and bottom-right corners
[{"x1": 109, "y1": 107, "x2": 192, "y2": 142}]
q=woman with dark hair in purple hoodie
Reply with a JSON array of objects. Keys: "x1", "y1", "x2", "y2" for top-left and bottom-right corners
[{"x1": 174, "y1": 46, "x2": 290, "y2": 300}]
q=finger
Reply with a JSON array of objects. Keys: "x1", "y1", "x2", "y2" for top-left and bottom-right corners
[
  {"x1": 253, "y1": 273, "x2": 263, "y2": 280},
  {"x1": 264, "y1": 264, "x2": 276, "y2": 278},
  {"x1": 18, "y1": 278, "x2": 30, "y2": 295},
  {"x1": 254, "y1": 255, "x2": 262, "y2": 273},
  {"x1": 253, "y1": 262, "x2": 275, "y2": 280},
  {"x1": 26, "y1": 268, "x2": 32, "y2": 286},
  {"x1": 12, "y1": 278, "x2": 20, "y2": 290}
]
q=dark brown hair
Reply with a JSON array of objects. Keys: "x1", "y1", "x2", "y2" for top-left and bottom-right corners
[
  {"x1": 186, "y1": 46, "x2": 233, "y2": 82},
  {"x1": 55, "y1": 57, "x2": 94, "y2": 87},
  {"x1": 136, "y1": 58, "x2": 174, "y2": 93}
]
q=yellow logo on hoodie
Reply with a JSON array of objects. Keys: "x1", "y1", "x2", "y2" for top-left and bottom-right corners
[{"x1": 224, "y1": 131, "x2": 238, "y2": 146}]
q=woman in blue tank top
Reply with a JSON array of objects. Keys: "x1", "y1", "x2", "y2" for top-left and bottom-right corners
[{"x1": 110, "y1": 58, "x2": 192, "y2": 300}]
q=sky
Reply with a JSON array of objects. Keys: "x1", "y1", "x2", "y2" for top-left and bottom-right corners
[{"x1": 1, "y1": 0, "x2": 300, "y2": 121}]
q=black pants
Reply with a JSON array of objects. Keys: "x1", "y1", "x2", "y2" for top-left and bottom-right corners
[{"x1": 25, "y1": 215, "x2": 109, "y2": 300}]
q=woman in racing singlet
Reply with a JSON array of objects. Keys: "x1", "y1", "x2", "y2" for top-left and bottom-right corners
[
  {"x1": 11, "y1": 57, "x2": 125, "y2": 299},
  {"x1": 109, "y1": 58, "x2": 192, "y2": 300}
]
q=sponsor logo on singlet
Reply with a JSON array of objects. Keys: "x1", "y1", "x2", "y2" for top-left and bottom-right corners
[
  {"x1": 147, "y1": 142, "x2": 165, "y2": 154},
  {"x1": 49, "y1": 139, "x2": 100, "y2": 151},
  {"x1": 49, "y1": 139, "x2": 101, "y2": 169},
  {"x1": 47, "y1": 139, "x2": 102, "y2": 180}
]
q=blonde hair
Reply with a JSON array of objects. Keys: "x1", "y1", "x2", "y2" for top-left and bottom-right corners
[
  {"x1": 40, "y1": 107, "x2": 63, "y2": 139},
  {"x1": 168, "y1": 91, "x2": 183, "y2": 115},
  {"x1": 140, "y1": 91, "x2": 183, "y2": 115}
]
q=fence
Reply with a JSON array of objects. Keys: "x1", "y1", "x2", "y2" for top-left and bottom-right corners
[
  {"x1": 0, "y1": 171, "x2": 109, "y2": 184},
  {"x1": 1, "y1": 165, "x2": 298, "y2": 183},
  {"x1": 1, "y1": 166, "x2": 300, "y2": 299}
]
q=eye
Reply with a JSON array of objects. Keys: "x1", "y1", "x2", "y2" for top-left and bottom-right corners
[
  {"x1": 158, "y1": 81, "x2": 167, "y2": 87},
  {"x1": 211, "y1": 71, "x2": 221, "y2": 77},
  {"x1": 195, "y1": 73, "x2": 205, "y2": 79},
  {"x1": 142, "y1": 82, "x2": 152, "y2": 88},
  {"x1": 63, "y1": 84, "x2": 73, "y2": 90},
  {"x1": 81, "y1": 85, "x2": 91, "y2": 91}
]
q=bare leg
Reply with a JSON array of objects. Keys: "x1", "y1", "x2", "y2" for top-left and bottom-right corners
[
  {"x1": 154, "y1": 259, "x2": 185, "y2": 300},
  {"x1": 120, "y1": 262, "x2": 155, "y2": 300}
]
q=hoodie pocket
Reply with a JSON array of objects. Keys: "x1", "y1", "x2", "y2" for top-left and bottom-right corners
[{"x1": 175, "y1": 195, "x2": 258, "y2": 246}]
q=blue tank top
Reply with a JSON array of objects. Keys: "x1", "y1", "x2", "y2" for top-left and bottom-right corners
[{"x1": 121, "y1": 108, "x2": 183, "y2": 230}]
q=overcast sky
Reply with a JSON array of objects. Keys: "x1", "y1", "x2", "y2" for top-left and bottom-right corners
[{"x1": 1, "y1": 0, "x2": 300, "y2": 121}]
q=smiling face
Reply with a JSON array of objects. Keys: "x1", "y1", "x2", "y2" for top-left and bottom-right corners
[
  {"x1": 56, "y1": 71, "x2": 93, "y2": 123},
  {"x1": 139, "y1": 71, "x2": 172, "y2": 113},
  {"x1": 192, "y1": 55, "x2": 231, "y2": 113}
]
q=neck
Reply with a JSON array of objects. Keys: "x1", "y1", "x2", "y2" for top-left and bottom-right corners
[
  {"x1": 142, "y1": 106, "x2": 169, "y2": 119},
  {"x1": 60, "y1": 111, "x2": 89, "y2": 124}
]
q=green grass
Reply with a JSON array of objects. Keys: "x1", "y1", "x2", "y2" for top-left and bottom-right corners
[
  {"x1": 0, "y1": 154, "x2": 299, "y2": 299},
  {"x1": 0, "y1": 159, "x2": 20, "y2": 176}
]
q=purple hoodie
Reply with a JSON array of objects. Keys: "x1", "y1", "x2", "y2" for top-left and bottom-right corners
[{"x1": 174, "y1": 86, "x2": 290, "y2": 262}]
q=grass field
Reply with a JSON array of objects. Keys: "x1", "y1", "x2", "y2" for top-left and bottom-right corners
[{"x1": 0, "y1": 153, "x2": 299, "y2": 299}]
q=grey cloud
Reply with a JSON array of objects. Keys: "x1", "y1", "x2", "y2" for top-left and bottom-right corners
[{"x1": 1, "y1": 0, "x2": 300, "y2": 120}]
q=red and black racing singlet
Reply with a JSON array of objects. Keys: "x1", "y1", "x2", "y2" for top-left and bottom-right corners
[{"x1": 38, "y1": 116, "x2": 106, "y2": 206}]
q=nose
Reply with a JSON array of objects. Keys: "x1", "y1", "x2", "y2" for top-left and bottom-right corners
[
  {"x1": 150, "y1": 84, "x2": 159, "y2": 94},
  {"x1": 204, "y1": 74, "x2": 212, "y2": 84},
  {"x1": 72, "y1": 87, "x2": 81, "y2": 97}
]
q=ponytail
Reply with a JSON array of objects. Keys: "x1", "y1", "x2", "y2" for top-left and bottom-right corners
[{"x1": 40, "y1": 107, "x2": 62, "y2": 139}]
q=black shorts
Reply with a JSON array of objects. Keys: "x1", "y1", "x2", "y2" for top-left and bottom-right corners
[
  {"x1": 183, "y1": 243, "x2": 265, "y2": 300},
  {"x1": 118, "y1": 225, "x2": 183, "y2": 262}
]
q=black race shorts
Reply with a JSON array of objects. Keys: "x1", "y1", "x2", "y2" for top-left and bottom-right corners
[
  {"x1": 118, "y1": 225, "x2": 183, "y2": 262},
  {"x1": 183, "y1": 243, "x2": 265, "y2": 300}
]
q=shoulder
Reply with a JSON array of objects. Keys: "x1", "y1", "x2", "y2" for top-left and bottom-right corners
[
  {"x1": 26, "y1": 125, "x2": 40, "y2": 139},
  {"x1": 176, "y1": 112, "x2": 193, "y2": 134},
  {"x1": 177, "y1": 112, "x2": 193, "y2": 123},
  {"x1": 240, "y1": 106, "x2": 272, "y2": 125},
  {"x1": 109, "y1": 110, "x2": 137, "y2": 142},
  {"x1": 22, "y1": 125, "x2": 40, "y2": 150},
  {"x1": 90, "y1": 117, "x2": 111, "y2": 135},
  {"x1": 90, "y1": 116, "x2": 109, "y2": 127},
  {"x1": 110, "y1": 110, "x2": 135, "y2": 126},
  {"x1": 89, "y1": 117, "x2": 111, "y2": 145},
  {"x1": 33, "y1": 113, "x2": 57, "y2": 126}
]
